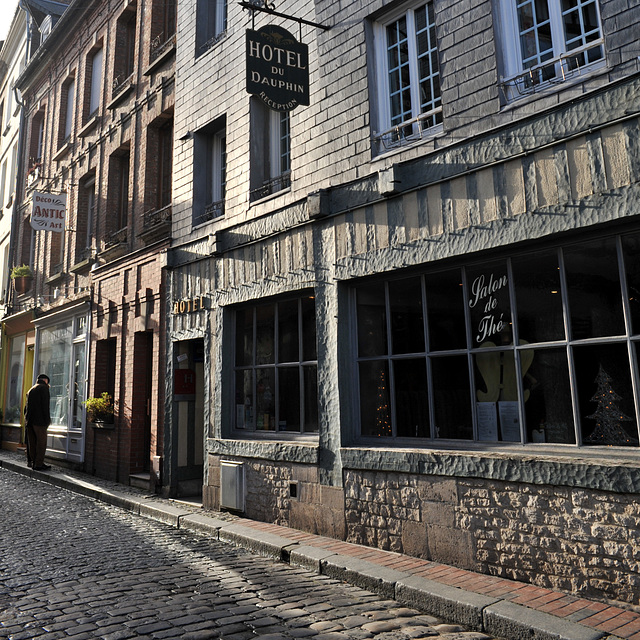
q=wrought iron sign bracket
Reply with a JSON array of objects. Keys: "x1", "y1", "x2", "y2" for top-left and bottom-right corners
[{"x1": 240, "y1": 1, "x2": 331, "y2": 31}]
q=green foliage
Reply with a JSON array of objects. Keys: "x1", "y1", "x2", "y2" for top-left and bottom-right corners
[
  {"x1": 10, "y1": 265, "x2": 33, "y2": 279},
  {"x1": 84, "y1": 392, "x2": 114, "y2": 423}
]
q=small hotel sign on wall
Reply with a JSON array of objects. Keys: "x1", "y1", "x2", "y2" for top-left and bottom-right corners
[{"x1": 246, "y1": 25, "x2": 309, "y2": 111}]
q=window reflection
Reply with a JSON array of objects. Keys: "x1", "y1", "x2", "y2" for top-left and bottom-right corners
[
  {"x1": 564, "y1": 238, "x2": 625, "y2": 340},
  {"x1": 513, "y1": 250, "x2": 565, "y2": 343}
]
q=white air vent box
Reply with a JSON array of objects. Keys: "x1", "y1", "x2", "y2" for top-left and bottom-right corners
[{"x1": 220, "y1": 460, "x2": 245, "y2": 511}]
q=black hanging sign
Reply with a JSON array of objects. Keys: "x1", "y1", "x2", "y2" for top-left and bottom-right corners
[{"x1": 246, "y1": 25, "x2": 309, "y2": 111}]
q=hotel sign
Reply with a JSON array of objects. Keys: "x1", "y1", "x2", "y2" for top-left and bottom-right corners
[
  {"x1": 31, "y1": 191, "x2": 66, "y2": 232},
  {"x1": 173, "y1": 295, "x2": 207, "y2": 315},
  {"x1": 246, "y1": 25, "x2": 309, "y2": 111}
]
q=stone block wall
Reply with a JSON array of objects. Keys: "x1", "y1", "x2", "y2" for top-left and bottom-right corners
[
  {"x1": 208, "y1": 454, "x2": 345, "y2": 540},
  {"x1": 344, "y1": 469, "x2": 640, "y2": 605}
]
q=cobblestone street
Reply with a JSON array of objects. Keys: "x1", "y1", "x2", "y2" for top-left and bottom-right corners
[{"x1": 0, "y1": 469, "x2": 494, "y2": 640}]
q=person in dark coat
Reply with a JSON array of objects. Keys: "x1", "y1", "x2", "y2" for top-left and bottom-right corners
[{"x1": 25, "y1": 374, "x2": 51, "y2": 471}]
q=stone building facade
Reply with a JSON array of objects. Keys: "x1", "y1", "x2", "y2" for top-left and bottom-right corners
[
  {"x1": 170, "y1": 0, "x2": 640, "y2": 605},
  {"x1": 2, "y1": 0, "x2": 174, "y2": 484}
]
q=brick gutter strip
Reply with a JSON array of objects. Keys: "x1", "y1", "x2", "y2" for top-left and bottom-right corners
[{"x1": 0, "y1": 459, "x2": 618, "y2": 640}]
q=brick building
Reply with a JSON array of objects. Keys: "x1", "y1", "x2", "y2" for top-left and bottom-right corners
[
  {"x1": 2, "y1": 0, "x2": 174, "y2": 485},
  {"x1": 169, "y1": 0, "x2": 640, "y2": 604}
]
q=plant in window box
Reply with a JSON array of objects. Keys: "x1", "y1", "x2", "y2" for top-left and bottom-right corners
[
  {"x1": 10, "y1": 265, "x2": 33, "y2": 295},
  {"x1": 84, "y1": 392, "x2": 115, "y2": 428}
]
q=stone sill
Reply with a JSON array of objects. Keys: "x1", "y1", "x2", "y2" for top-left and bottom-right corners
[
  {"x1": 52, "y1": 141, "x2": 71, "y2": 162},
  {"x1": 78, "y1": 115, "x2": 100, "y2": 138},
  {"x1": 208, "y1": 437, "x2": 319, "y2": 465},
  {"x1": 144, "y1": 41, "x2": 176, "y2": 76},
  {"x1": 341, "y1": 445, "x2": 640, "y2": 495},
  {"x1": 45, "y1": 271, "x2": 65, "y2": 285}
]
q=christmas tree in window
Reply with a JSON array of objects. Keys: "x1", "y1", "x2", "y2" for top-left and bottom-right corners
[{"x1": 584, "y1": 365, "x2": 638, "y2": 446}]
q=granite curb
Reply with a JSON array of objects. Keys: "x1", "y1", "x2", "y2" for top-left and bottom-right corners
[{"x1": 0, "y1": 455, "x2": 622, "y2": 640}]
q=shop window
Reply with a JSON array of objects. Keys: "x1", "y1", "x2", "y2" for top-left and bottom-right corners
[
  {"x1": 496, "y1": 0, "x2": 604, "y2": 101},
  {"x1": 563, "y1": 237, "x2": 624, "y2": 340},
  {"x1": 250, "y1": 100, "x2": 290, "y2": 202},
  {"x1": 3, "y1": 335, "x2": 26, "y2": 424},
  {"x1": 38, "y1": 321, "x2": 74, "y2": 428},
  {"x1": 196, "y1": 0, "x2": 227, "y2": 55},
  {"x1": 371, "y1": 1, "x2": 442, "y2": 153},
  {"x1": 353, "y1": 235, "x2": 640, "y2": 448},
  {"x1": 234, "y1": 295, "x2": 318, "y2": 434},
  {"x1": 193, "y1": 116, "x2": 226, "y2": 224}
]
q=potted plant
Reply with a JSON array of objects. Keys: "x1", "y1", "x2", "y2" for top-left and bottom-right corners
[
  {"x1": 11, "y1": 265, "x2": 33, "y2": 295},
  {"x1": 84, "y1": 392, "x2": 115, "y2": 428}
]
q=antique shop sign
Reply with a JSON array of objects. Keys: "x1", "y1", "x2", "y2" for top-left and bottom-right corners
[
  {"x1": 31, "y1": 191, "x2": 67, "y2": 232},
  {"x1": 246, "y1": 25, "x2": 309, "y2": 111}
]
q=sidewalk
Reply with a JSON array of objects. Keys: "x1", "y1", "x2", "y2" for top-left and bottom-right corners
[{"x1": 0, "y1": 449, "x2": 638, "y2": 640}]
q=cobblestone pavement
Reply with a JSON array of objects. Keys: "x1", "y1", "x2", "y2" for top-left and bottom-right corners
[{"x1": 0, "y1": 469, "x2": 496, "y2": 640}]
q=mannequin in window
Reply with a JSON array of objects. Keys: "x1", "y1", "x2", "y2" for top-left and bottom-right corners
[{"x1": 476, "y1": 325, "x2": 535, "y2": 402}]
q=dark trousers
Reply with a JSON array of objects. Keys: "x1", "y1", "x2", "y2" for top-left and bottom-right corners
[{"x1": 26, "y1": 424, "x2": 48, "y2": 467}]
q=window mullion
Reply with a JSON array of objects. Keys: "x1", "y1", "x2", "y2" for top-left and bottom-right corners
[
  {"x1": 406, "y1": 9, "x2": 421, "y2": 123},
  {"x1": 616, "y1": 236, "x2": 640, "y2": 443}
]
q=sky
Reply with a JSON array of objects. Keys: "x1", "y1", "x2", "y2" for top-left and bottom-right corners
[{"x1": 0, "y1": 1, "x2": 20, "y2": 44}]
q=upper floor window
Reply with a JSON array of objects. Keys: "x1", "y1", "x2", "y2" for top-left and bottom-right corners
[
  {"x1": 497, "y1": 0, "x2": 604, "y2": 100},
  {"x1": 150, "y1": 0, "x2": 176, "y2": 59},
  {"x1": 114, "y1": 7, "x2": 137, "y2": 95},
  {"x1": 76, "y1": 175, "x2": 96, "y2": 264},
  {"x1": 28, "y1": 108, "x2": 45, "y2": 172},
  {"x1": 250, "y1": 101, "x2": 290, "y2": 202},
  {"x1": 193, "y1": 116, "x2": 226, "y2": 225},
  {"x1": 88, "y1": 47, "x2": 103, "y2": 117},
  {"x1": 108, "y1": 148, "x2": 131, "y2": 237},
  {"x1": 372, "y1": 1, "x2": 442, "y2": 154},
  {"x1": 196, "y1": 0, "x2": 227, "y2": 55},
  {"x1": 60, "y1": 77, "x2": 76, "y2": 145},
  {"x1": 145, "y1": 116, "x2": 173, "y2": 217}
]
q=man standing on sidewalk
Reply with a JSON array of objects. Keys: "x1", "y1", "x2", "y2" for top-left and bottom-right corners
[{"x1": 25, "y1": 374, "x2": 51, "y2": 471}]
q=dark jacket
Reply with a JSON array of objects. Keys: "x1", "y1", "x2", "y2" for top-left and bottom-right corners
[{"x1": 25, "y1": 381, "x2": 51, "y2": 427}]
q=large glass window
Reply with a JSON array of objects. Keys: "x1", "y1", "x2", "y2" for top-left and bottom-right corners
[
  {"x1": 373, "y1": 1, "x2": 442, "y2": 152},
  {"x1": 4, "y1": 335, "x2": 26, "y2": 424},
  {"x1": 38, "y1": 321, "x2": 74, "y2": 428},
  {"x1": 234, "y1": 295, "x2": 318, "y2": 434},
  {"x1": 354, "y1": 234, "x2": 640, "y2": 449}
]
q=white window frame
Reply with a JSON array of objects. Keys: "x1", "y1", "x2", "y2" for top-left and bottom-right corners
[
  {"x1": 0, "y1": 161, "x2": 6, "y2": 208},
  {"x1": 373, "y1": 1, "x2": 443, "y2": 152},
  {"x1": 497, "y1": 0, "x2": 605, "y2": 101},
  {"x1": 269, "y1": 109, "x2": 290, "y2": 181},
  {"x1": 208, "y1": 129, "x2": 226, "y2": 207},
  {"x1": 89, "y1": 48, "x2": 103, "y2": 116},
  {"x1": 84, "y1": 177, "x2": 96, "y2": 251},
  {"x1": 63, "y1": 77, "x2": 76, "y2": 141},
  {"x1": 196, "y1": 0, "x2": 228, "y2": 54}
]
